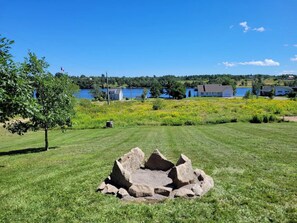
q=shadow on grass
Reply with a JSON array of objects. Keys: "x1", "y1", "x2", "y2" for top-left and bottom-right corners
[{"x1": 0, "y1": 147, "x2": 58, "y2": 156}]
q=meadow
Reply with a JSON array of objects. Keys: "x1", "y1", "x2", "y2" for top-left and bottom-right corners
[
  {"x1": 0, "y1": 123, "x2": 296, "y2": 222},
  {"x1": 73, "y1": 97, "x2": 297, "y2": 128}
]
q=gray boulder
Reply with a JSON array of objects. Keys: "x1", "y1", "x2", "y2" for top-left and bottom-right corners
[
  {"x1": 154, "y1": 186, "x2": 172, "y2": 196},
  {"x1": 118, "y1": 147, "x2": 145, "y2": 173},
  {"x1": 110, "y1": 160, "x2": 132, "y2": 189},
  {"x1": 168, "y1": 154, "x2": 195, "y2": 188},
  {"x1": 191, "y1": 184, "x2": 203, "y2": 196},
  {"x1": 102, "y1": 184, "x2": 118, "y2": 195},
  {"x1": 201, "y1": 175, "x2": 214, "y2": 195},
  {"x1": 172, "y1": 188, "x2": 195, "y2": 198},
  {"x1": 128, "y1": 184, "x2": 154, "y2": 197},
  {"x1": 194, "y1": 168, "x2": 206, "y2": 182},
  {"x1": 117, "y1": 188, "x2": 129, "y2": 198},
  {"x1": 145, "y1": 149, "x2": 174, "y2": 171},
  {"x1": 96, "y1": 181, "x2": 106, "y2": 192}
]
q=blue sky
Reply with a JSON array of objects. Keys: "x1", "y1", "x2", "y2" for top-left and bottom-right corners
[{"x1": 1, "y1": 0, "x2": 297, "y2": 76}]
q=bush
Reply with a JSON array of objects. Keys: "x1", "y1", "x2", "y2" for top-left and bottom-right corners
[
  {"x1": 243, "y1": 90, "x2": 252, "y2": 99},
  {"x1": 78, "y1": 99, "x2": 92, "y2": 107},
  {"x1": 184, "y1": 120, "x2": 195, "y2": 125},
  {"x1": 152, "y1": 99, "x2": 164, "y2": 110},
  {"x1": 269, "y1": 114, "x2": 277, "y2": 122},
  {"x1": 230, "y1": 118, "x2": 238, "y2": 122},
  {"x1": 250, "y1": 114, "x2": 277, "y2": 123},
  {"x1": 288, "y1": 92, "x2": 297, "y2": 98},
  {"x1": 250, "y1": 114, "x2": 263, "y2": 123}
]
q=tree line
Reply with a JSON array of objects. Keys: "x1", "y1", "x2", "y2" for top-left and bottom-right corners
[{"x1": 70, "y1": 74, "x2": 296, "y2": 90}]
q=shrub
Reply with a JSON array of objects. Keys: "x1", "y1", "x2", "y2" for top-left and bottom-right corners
[
  {"x1": 78, "y1": 99, "x2": 92, "y2": 107},
  {"x1": 184, "y1": 120, "x2": 195, "y2": 125},
  {"x1": 263, "y1": 115, "x2": 269, "y2": 123},
  {"x1": 230, "y1": 118, "x2": 238, "y2": 122},
  {"x1": 243, "y1": 90, "x2": 252, "y2": 99},
  {"x1": 152, "y1": 99, "x2": 164, "y2": 110},
  {"x1": 288, "y1": 92, "x2": 297, "y2": 98},
  {"x1": 269, "y1": 114, "x2": 277, "y2": 122},
  {"x1": 250, "y1": 114, "x2": 263, "y2": 123}
]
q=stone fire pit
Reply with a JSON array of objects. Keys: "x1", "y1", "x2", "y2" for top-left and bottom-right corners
[{"x1": 96, "y1": 148, "x2": 214, "y2": 202}]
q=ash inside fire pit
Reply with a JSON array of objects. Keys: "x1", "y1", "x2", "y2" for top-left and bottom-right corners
[{"x1": 96, "y1": 148, "x2": 214, "y2": 202}]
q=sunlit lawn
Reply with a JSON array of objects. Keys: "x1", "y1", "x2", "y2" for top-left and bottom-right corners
[{"x1": 1, "y1": 123, "x2": 296, "y2": 222}]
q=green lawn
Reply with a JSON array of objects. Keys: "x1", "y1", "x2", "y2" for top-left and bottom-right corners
[{"x1": 0, "y1": 123, "x2": 296, "y2": 222}]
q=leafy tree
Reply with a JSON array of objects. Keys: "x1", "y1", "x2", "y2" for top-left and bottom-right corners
[
  {"x1": 268, "y1": 88, "x2": 275, "y2": 99},
  {"x1": 11, "y1": 52, "x2": 78, "y2": 150},
  {"x1": 166, "y1": 79, "x2": 186, "y2": 99},
  {"x1": 0, "y1": 36, "x2": 35, "y2": 123},
  {"x1": 91, "y1": 83, "x2": 106, "y2": 101},
  {"x1": 188, "y1": 90, "x2": 192, "y2": 98},
  {"x1": 243, "y1": 90, "x2": 252, "y2": 99},
  {"x1": 252, "y1": 77, "x2": 263, "y2": 97},
  {"x1": 141, "y1": 88, "x2": 148, "y2": 102},
  {"x1": 150, "y1": 81, "x2": 163, "y2": 98}
]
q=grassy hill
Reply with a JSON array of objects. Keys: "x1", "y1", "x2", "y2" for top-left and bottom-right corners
[
  {"x1": 0, "y1": 123, "x2": 296, "y2": 222},
  {"x1": 73, "y1": 98, "x2": 297, "y2": 128}
]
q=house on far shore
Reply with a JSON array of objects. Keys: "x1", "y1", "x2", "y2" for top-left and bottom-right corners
[
  {"x1": 260, "y1": 86, "x2": 273, "y2": 96},
  {"x1": 196, "y1": 84, "x2": 233, "y2": 97},
  {"x1": 109, "y1": 88, "x2": 123, "y2": 100},
  {"x1": 260, "y1": 85, "x2": 293, "y2": 96},
  {"x1": 274, "y1": 86, "x2": 293, "y2": 96}
]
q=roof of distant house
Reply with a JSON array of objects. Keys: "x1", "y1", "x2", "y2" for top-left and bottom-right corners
[
  {"x1": 261, "y1": 86, "x2": 273, "y2": 92},
  {"x1": 275, "y1": 86, "x2": 293, "y2": 90},
  {"x1": 197, "y1": 84, "x2": 232, "y2": 93},
  {"x1": 109, "y1": 88, "x2": 122, "y2": 94}
]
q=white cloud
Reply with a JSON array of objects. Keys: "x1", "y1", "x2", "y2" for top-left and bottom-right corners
[
  {"x1": 239, "y1": 21, "x2": 265, "y2": 33},
  {"x1": 280, "y1": 70, "x2": 296, "y2": 74},
  {"x1": 253, "y1": 27, "x2": 265, "y2": 32},
  {"x1": 222, "y1": 59, "x2": 280, "y2": 67},
  {"x1": 291, "y1": 55, "x2": 297, "y2": 62},
  {"x1": 293, "y1": 44, "x2": 297, "y2": 47},
  {"x1": 239, "y1": 59, "x2": 280, "y2": 66},
  {"x1": 239, "y1": 21, "x2": 250, "y2": 32},
  {"x1": 222, "y1": 62, "x2": 236, "y2": 67}
]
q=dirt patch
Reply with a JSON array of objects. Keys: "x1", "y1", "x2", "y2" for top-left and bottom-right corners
[{"x1": 283, "y1": 116, "x2": 297, "y2": 122}]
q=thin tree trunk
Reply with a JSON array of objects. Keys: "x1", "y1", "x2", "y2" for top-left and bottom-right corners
[{"x1": 45, "y1": 126, "x2": 49, "y2": 151}]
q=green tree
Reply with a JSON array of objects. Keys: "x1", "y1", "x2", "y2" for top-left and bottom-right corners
[
  {"x1": 150, "y1": 81, "x2": 163, "y2": 98},
  {"x1": 188, "y1": 90, "x2": 192, "y2": 97},
  {"x1": 252, "y1": 77, "x2": 263, "y2": 97},
  {"x1": 243, "y1": 90, "x2": 252, "y2": 99},
  {"x1": 15, "y1": 52, "x2": 78, "y2": 150},
  {"x1": 0, "y1": 36, "x2": 35, "y2": 123},
  {"x1": 166, "y1": 80, "x2": 186, "y2": 99},
  {"x1": 141, "y1": 88, "x2": 148, "y2": 102},
  {"x1": 268, "y1": 88, "x2": 275, "y2": 99},
  {"x1": 91, "y1": 83, "x2": 106, "y2": 101}
]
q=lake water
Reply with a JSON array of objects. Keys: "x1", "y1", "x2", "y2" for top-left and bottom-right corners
[{"x1": 74, "y1": 87, "x2": 251, "y2": 99}]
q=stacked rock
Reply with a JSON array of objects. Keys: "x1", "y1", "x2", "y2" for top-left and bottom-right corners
[{"x1": 97, "y1": 148, "x2": 214, "y2": 202}]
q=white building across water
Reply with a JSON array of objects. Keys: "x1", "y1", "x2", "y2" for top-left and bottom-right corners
[{"x1": 196, "y1": 84, "x2": 233, "y2": 97}]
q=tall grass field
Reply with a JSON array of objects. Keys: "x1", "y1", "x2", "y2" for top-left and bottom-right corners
[
  {"x1": 0, "y1": 123, "x2": 296, "y2": 222},
  {"x1": 73, "y1": 98, "x2": 297, "y2": 128}
]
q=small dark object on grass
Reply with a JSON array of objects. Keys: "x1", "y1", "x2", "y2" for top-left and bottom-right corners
[{"x1": 106, "y1": 121, "x2": 113, "y2": 128}]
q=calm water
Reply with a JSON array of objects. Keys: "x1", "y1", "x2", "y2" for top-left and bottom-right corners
[
  {"x1": 236, "y1": 87, "x2": 252, "y2": 97},
  {"x1": 74, "y1": 87, "x2": 251, "y2": 99}
]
